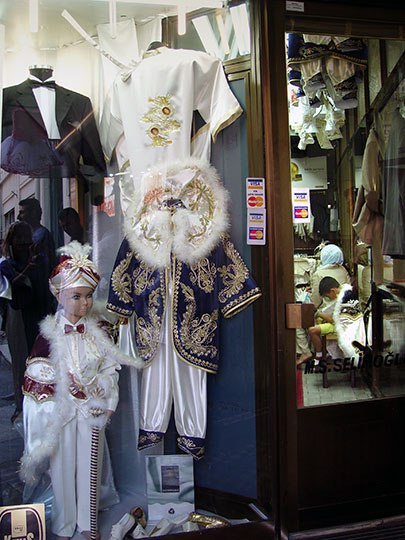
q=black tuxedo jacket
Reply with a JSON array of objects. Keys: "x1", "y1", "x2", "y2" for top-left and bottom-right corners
[{"x1": 2, "y1": 79, "x2": 106, "y2": 181}]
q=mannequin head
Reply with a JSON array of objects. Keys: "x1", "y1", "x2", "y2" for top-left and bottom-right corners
[
  {"x1": 56, "y1": 286, "x2": 94, "y2": 324},
  {"x1": 29, "y1": 64, "x2": 54, "y2": 82}
]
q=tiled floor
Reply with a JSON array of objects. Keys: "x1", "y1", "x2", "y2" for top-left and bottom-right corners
[
  {"x1": 300, "y1": 367, "x2": 373, "y2": 407},
  {"x1": 299, "y1": 360, "x2": 405, "y2": 407}
]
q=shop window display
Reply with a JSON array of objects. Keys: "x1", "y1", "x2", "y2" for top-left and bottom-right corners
[
  {"x1": 0, "y1": 2, "x2": 264, "y2": 539},
  {"x1": 287, "y1": 32, "x2": 405, "y2": 408}
]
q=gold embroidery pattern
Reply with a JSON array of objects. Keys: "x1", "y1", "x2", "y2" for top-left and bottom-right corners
[
  {"x1": 179, "y1": 283, "x2": 218, "y2": 359},
  {"x1": 177, "y1": 436, "x2": 205, "y2": 459},
  {"x1": 182, "y1": 175, "x2": 215, "y2": 244},
  {"x1": 218, "y1": 238, "x2": 249, "y2": 303},
  {"x1": 111, "y1": 251, "x2": 133, "y2": 304},
  {"x1": 222, "y1": 287, "x2": 262, "y2": 318},
  {"x1": 134, "y1": 289, "x2": 162, "y2": 363},
  {"x1": 139, "y1": 219, "x2": 163, "y2": 249},
  {"x1": 138, "y1": 431, "x2": 163, "y2": 448},
  {"x1": 144, "y1": 186, "x2": 163, "y2": 205},
  {"x1": 189, "y1": 258, "x2": 216, "y2": 293},
  {"x1": 172, "y1": 260, "x2": 217, "y2": 373},
  {"x1": 133, "y1": 262, "x2": 156, "y2": 295},
  {"x1": 141, "y1": 95, "x2": 181, "y2": 147},
  {"x1": 107, "y1": 303, "x2": 133, "y2": 317}
]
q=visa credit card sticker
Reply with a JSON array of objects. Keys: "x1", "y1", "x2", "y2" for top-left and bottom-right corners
[
  {"x1": 0, "y1": 504, "x2": 46, "y2": 540},
  {"x1": 292, "y1": 188, "x2": 311, "y2": 223},
  {"x1": 247, "y1": 209, "x2": 266, "y2": 245},
  {"x1": 246, "y1": 178, "x2": 265, "y2": 209}
]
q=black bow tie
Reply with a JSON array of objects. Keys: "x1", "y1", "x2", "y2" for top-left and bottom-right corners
[
  {"x1": 29, "y1": 79, "x2": 57, "y2": 89},
  {"x1": 64, "y1": 323, "x2": 85, "y2": 334}
]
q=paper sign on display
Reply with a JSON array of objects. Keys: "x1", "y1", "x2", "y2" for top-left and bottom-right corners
[
  {"x1": 292, "y1": 187, "x2": 311, "y2": 224},
  {"x1": 247, "y1": 208, "x2": 266, "y2": 245},
  {"x1": 0, "y1": 504, "x2": 46, "y2": 540},
  {"x1": 146, "y1": 455, "x2": 194, "y2": 522},
  {"x1": 286, "y1": 1, "x2": 305, "y2": 12}
]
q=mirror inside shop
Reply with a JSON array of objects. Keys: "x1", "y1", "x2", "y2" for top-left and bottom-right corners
[
  {"x1": 0, "y1": 1, "x2": 264, "y2": 538},
  {"x1": 288, "y1": 33, "x2": 405, "y2": 407}
]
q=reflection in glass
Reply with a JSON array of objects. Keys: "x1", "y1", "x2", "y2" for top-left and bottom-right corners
[
  {"x1": 288, "y1": 33, "x2": 405, "y2": 407},
  {"x1": 175, "y1": 3, "x2": 250, "y2": 60}
]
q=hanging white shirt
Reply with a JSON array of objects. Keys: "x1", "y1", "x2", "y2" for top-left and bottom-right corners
[{"x1": 100, "y1": 47, "x2": 242, "y2": 176}]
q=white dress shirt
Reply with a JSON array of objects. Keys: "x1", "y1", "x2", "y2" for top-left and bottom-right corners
[{"x1": 29, "y1": 75, "x2": 61, "y2": 140}]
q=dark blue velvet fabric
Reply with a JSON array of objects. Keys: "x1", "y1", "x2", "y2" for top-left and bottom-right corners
[{"x1": 107, "y1": 235, "x2": 261, "y2": 374}]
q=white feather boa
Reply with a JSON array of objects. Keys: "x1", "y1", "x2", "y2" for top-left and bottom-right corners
[
  {"x1": 20, "y1": 312, "x2": 143, "y2": 484},
  {"x1": 120, "y1": 158, "x2": 230, "y2": 268}
]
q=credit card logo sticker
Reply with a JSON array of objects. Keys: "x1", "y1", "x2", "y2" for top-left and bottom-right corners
[
  {"x1": 247, "y1": 195, "x2": 264, "y2": 208},
  {"x1": 294, "y1": 207, "x2": 309, "y2": 219},
  {"x1": 249, "y1": 228, "x2": 264, "y2": 240}
]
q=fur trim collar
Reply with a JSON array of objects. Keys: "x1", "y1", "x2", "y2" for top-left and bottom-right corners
[
  {"x1": 333, "y1": 284, "x2": 353, "y2": 357},
  {"x1": 40, "y1": 312, "x2": 144, "y2": 369},
  {"x1": 120, "y1": 158, "x2": 230, "y2": 268}
]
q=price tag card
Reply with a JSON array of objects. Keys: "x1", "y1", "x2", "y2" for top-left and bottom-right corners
[
  {"x1": 146, "y1": 455, "x2": 194, "y2": 522},
  {"x1": 246, "y1": 178, "x2": 265, "y2": 209},
  {"x1": 247, "y1": 209, "x2": 266, "y2": 245}
]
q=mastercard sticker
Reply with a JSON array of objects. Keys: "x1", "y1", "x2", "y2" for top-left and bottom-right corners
[
  {"x1": 247, "y1": 209, "x2": 266, "y2": 245},
  {"x1": 294, "y1": 207, "x2": 309, "y2": 218},
  {"x1": 249, "y1": 228, "x2": 264, "y2": 240},
  {"x1": 247, "y1": 195, "x2": 264, "y2": 208}
]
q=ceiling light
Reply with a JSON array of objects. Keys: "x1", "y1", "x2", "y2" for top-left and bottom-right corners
[{"x1": 192, "y1": 15, "x2": 220, "y2": 58}]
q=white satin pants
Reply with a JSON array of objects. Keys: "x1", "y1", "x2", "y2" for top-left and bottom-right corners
[
  {"x1": 49, "y1": 412, "x2": 104, "y2": 537},
  {"x1": 139, "y1": 281, "x2": 207, "y2": 442}
]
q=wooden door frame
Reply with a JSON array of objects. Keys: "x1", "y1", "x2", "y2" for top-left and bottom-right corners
[{"x1": 255, "y1": 0, "x2": 405, "y2": 535}]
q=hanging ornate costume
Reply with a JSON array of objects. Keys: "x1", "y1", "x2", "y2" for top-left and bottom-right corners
[
  {"x1": 108, "y1": 235, "x2": 260, "y2": 374},
  {"x1": 107, "y1": 160, "x2": 261, "y2": 458}
]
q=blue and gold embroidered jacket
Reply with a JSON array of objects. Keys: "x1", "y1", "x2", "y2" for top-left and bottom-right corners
[{"x1": 107, "y1": 234, "x2": 261, "y2": 374}]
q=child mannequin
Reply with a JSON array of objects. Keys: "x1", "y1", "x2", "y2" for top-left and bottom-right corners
[{"x1": 20, "y1": 242, "x2": 142, "y2": 540}]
